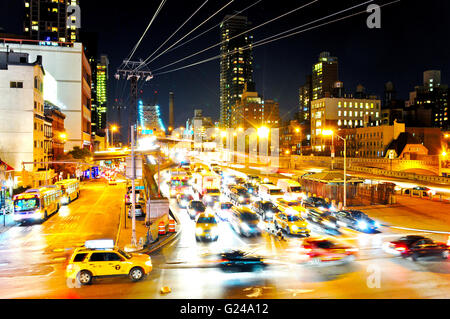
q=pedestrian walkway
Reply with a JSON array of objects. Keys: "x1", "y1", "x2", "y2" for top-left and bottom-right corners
[{"x1": 116, "y1": 206, "x2": 181, "y2": 254}]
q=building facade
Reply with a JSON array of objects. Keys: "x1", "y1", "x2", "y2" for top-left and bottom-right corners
[
  {"x1": 219, "y1": 15, "x2": 253, "y2": 128},
  {"x1": 1, "y1": 40, "x2": 92, "y2": 152},
  {"x1": 44, "y1": 102, "x2": 66, "y2": 159},
  {"x1": 231, "y1": 83, "x2": 280, "y2": 129},
  {"x1": 0, "y1": 51, "x2": 46, "y2": 171},
  {"x1": 24, "y1": 0, "x2": 80, "y2": 43},
  {"x1": 311, "y1": 97, "x2": 381, "y2": 152}
]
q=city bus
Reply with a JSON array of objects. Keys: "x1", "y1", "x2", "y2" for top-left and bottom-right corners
[
  {"x1": 13, "y1": 187, "x2": 62, "y2": 223},
  {"x1": 55, "y1": 179, "x2": 80, "y2": 204}
]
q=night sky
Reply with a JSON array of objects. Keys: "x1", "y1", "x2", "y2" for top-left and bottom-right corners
[{"x1": 1, "y1": 0, "x2": 449, "y2": 141}]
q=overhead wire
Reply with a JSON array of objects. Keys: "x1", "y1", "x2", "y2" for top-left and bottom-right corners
[
  {"x1": 136, "y1": 0, "x2": 210, "y2": 70},
  {"x1": 148, "y1": 0, "x2": 318, "y2": 73},
  {"x1": 164, "y1": 0, "x2": 263, "y2": 55},
  {"x1": 144, "y1": 0, "x2": 236, "y2": 66},
  {"x1": 126, "y1": 0, "x2": 167, "y2": 62},
  {"x1": 151, "y1": 0, "x2": 400, "y2": 77}
]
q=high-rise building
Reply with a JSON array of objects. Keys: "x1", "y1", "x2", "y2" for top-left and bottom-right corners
[
  {"x1": 299, "y1": 75, "x2": 312, "y2": 126},
  {"x1": 139, "y1": 101, "x2": 165, "y2": 133},
  {"x1": 23, "y1": 0, "x2": 80, "y2": 43},
  {"x1": 93, "y1": 55, "x2": 108, "y2": 134},
  {"x1": 312, "y1": 51, "x2": 339, "y2": 100},
  {"x1": 219, "y1": 15, "x2": 253, "y2": 128},
  {"x1": 169, "y1": 92, "x2": 174, "y2": 131},
  {"x1": 406, "y1": 70, "x2": 449, "y2": 130}
]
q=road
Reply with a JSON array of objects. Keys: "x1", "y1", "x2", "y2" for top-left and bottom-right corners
[{"x1": 0, "y1": 175, "x2": 449, "y2": 299}]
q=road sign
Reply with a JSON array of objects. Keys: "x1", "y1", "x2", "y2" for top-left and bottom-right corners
[{"x1": 126, "y1": 157, "x2": 142, "y2": 179}]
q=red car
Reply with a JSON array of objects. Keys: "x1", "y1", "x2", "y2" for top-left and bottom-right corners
[
  {"x1": 383, "y1": 235, "x2": 449, "y2": 261},
  {"x1": 301, "y1": 237, "x2": 358, "y2": 265}
]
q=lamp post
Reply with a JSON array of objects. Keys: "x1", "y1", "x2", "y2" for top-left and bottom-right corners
[
  {"x1": 110, "y1": 125, "x2": 118, "y2": 148},
  {"x1": 322, "y1": 129, "x2": 347, "y2": 208}
]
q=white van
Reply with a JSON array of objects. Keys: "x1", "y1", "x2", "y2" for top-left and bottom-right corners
[
  {"x1": 276, "y1": 179, "x2": 304, "y2": 200},
  {"x1": 258, "y1": 184, "x2": 285, "y2": 202}
]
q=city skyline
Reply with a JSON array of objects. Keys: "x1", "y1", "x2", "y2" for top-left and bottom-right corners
[{"x1": 1, "y1": 0, "x2": 449, "y2": 131}]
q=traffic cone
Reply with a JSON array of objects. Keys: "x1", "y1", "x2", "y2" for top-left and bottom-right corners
[
  {"x1": 158, "y1": 221, "x2": 166, "y2": 236},
  {"x1": 168, "y1": 219, "x2": 176, "y2": 233}
]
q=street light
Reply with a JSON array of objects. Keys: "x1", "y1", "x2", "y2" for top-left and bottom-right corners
[
  {"x1": 109, "y1": 125, "x2": 118, "y2": 148},
  {"x1": 257, "y1": 126, "x2": 270, "y2": 138},
  {"x1": 322, "y1": 129, "x2": 347, "y2": 208}
]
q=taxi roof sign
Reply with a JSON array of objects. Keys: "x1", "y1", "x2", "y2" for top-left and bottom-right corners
[{"x1": 85, "y1": 239, "x2": 115, "y2": 250}]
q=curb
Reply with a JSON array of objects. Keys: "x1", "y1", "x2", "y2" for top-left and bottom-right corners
[{"x1": 141, "y1": 228, "x2": 182, "y2": 254}]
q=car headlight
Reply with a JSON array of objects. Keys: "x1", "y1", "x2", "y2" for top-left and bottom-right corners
[
  {"x1": 66, "y1": 264, "x2": 74, "y2": 271},
  {"x1": 145, "y1": 260, "x2": 153, "y2": 267},
  {"x1": 210, "y1": 227, "x2": 219, "y2": 237},
  {"x1": 373, "y1": 221, "x2": 380, "y2": 228},
  {"x1": 196, "y1": 227, "x2": 204, "y2": 235},
  {"x1": 357, "y1": 220, "x2": 368, "y2": 230},
  {"x1": 292, "y1": 225, "x2": 299, "y2": 231},
  {"x1": 265, "y1": 211, "x2": 273, "y2": 218},
  {"x1": 241, "y1": 223, "x2": 250, "y2": 231},
  {"x1": 257, "y1": 221, "x2": 265, "y2": 230},
  {"x1": 239, "y1": 196, "x2": 244, "y2": 202},
  {"x1": 318, "y1": 206, "x2": 326, "y2": 211},
  {"x1": 329, "y1": 206, "x2": 337, "y2": 212},
  {"x1": 181, "y1": 200, "x2": 188, "y2": 206}
]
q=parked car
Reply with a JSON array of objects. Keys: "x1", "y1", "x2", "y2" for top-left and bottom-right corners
[{"x1": 127, "y1": 203, "x2": 145, "y2": 218}]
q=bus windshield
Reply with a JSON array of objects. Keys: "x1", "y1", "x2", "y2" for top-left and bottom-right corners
[{"x1": 14, "y1": 198, "x2": 39, "y2": 212}]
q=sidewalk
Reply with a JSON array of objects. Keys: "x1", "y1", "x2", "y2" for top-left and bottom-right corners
[
  {"x1": 116, "y1": 205, "x2": 181, "y2": 254},
  {"x1": 0, "y1": 210, "x2": 16, "y2": 235}
]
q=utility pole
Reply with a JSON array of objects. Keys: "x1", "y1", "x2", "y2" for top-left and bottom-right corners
[
  {"x1": 131, "y1": 125, "x2": 137, "y2": 246},
  {"x1": 115, "y1": 60, "x2": 153, "y2": 144}
]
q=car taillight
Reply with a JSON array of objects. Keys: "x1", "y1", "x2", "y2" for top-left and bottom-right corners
[{"x1": 395, "y1": 246, "x2": 406, "y2": 251}]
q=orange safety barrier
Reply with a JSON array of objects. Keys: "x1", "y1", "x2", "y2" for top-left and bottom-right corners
[
  {"x1": 158, "y1": 221, "x2": 166, "y2": 236},
  {"x1": 168, "y1": 219, "x2": 176, "y2": 233}
]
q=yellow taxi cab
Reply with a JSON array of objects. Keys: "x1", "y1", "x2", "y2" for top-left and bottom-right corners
[
  {"x1": 273, "y1": 209, "x2": 310, "y2": 236},
  {"x1": 195, "y1": 212, "x2": 219, "y2": 242},
  {"x1": 275, "y1": 198, "x2": 306, "y2": 215},
  {"x1": 66, "y1": 240, "x2": 152, "y2": 285}
]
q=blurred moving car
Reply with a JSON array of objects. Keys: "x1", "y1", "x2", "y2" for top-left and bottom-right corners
[
  {"x1": 247, "y1": 175, "x2": 261, "y2": 185},
  {"x1": 383, "y1": 235, "x2": 449, "y2": 261},
  {"x1": 187, "y1": 200, "x2": 206, "y2": 220},
  {"x1": 242, "y1": 183, "x2": 258, "y2": 197},
  {"x1": 127, "y1": 203, "x2": 145, "y2": 218},
  {"x1": 275, "y1": 198, "x2": 304, "y2": 213},
  {"x1": 66, "y1": 240, "x2": 152, "y2": 285},
  {"x1": 273, "y1": 211, "x2": 310, "y2": 236},
  {"x1": 334, "y1": 210, "x2": 380, "y2": 232},
  {"x1": 301, "y1": 237, "x2": 358, "y2": 265},
  {"x1": 108, "y1": 178, "x2": 117, "y2": 185},
  {"x1": 303, "y1": 196, "x2": 335, "y2": 212},
  {"x1": 202, "y1": 188, "x2": 221, "y2": 206},
  {"x1": 229, "y1": 206, "x2": 262, "y2": 237},
  {"x1": 217, "y1": 250, "x2": 267, "y2": 272},
  {"x1": 229, "y1": 186, "x2": 252, "y2": 205},
  {"x1": 195, "y1": 213, "x2": 219, "y2": 242},
  {"x1": 214, "y1": 202, "x2": 234, "y2": 221},
  {"x1": 252, "y1": 200, "x2": 280, "y2": 221},
  {"x1": 303, "y1": 206, "x2": 339, "y2": 231},
  {"x1": 176, "y1": 193, "x2": 194, "y2": 208},
  {"x1": 258, "y1": 184, "x2": 284, "y2": 202}
]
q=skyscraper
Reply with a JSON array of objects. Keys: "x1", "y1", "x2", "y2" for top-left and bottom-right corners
[
  {"x1": 219, "y1": 15, "x2": 253, "y2": 128},
  {"x1": 312, "y1": 51, "x2": 339, "y2": 100},
  {"x1": 93, "y1": 55, "x2": 109, "y2": 134},
  {"x1": 169, "y1": 92, "x2": 174, "y2": 130},
  {"x1": 24, "y1": 0, "x2": 80, "y2": 43}
]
